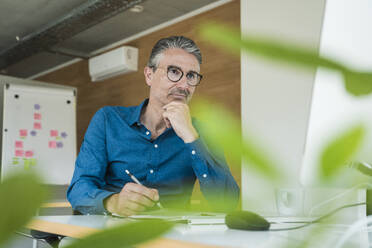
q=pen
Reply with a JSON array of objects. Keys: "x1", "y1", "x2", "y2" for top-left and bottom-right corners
[{"x1": 125, "y1": 169, "x2": 163, "y2": 209}]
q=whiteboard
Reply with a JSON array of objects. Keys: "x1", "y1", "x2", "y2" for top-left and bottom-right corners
[{"x1": 1, "y1": 83, "x2": 76, "y2": 184}]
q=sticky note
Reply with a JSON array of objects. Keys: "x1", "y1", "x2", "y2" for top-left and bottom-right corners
[
  {"x1": 34, "y1": 122, "x2": 42, "y2": 130},
  {"x1": 50, "y1": 130, "x2": 58, "y2": 137},
  {"x1": 25, "y1": 150, "x2": 34, "y2": 157},
  {"x1": 34, "y1": 113, "x2": 41, "y2": 120},
  {"x1": 15, "y1": 141, "x2": 23, "y2": 148},
  {"x1": 57, "y1": 142, "x2": 63, "y2": 148},
  {"x1": 49, "y1": 141, "x2": 57, "y2": 148},
  {"x1": 61, "y1": 132, "x2": 68, "y2": 138},
  {"x1": 30, "y1": 130, "x2": 37, "y2": 136},
  {"x1": 56, "y1": 136, "x2": 61, "y2": 140},
  {"x1": 34, "y1": 104, "x2": 40, "y2": 110},
  {"x1": 19, "y1": 129, "x2": 27, "y2": 137},
  {"x1": 15, "y1": 150, "x2": 24, "y2": 157}
]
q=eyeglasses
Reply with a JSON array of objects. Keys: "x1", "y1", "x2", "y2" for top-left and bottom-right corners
[{"x1": 154, "y1": 65, "x2": 203, "y2": 86}]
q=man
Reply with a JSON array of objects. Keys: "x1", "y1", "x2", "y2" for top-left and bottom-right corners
[{"x1": 67, "y1": 36, "x2": 239, "y2": 216}]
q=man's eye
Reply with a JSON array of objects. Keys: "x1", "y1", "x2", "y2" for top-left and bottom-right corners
[
  {"x1": 170, "y1": 68, "x2": 181, "y2": 75},
  {"x1": 186, "y1": 73, "x2": 196, "y2": 79}
]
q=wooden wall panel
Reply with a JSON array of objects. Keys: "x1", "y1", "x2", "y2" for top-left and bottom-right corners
[{"x1": 37, "y1": 0, "x2": 241, "y2": 205}]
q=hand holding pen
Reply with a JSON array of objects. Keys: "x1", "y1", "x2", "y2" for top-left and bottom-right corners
[
  {"x1": 104, "y1": 170, "x2": 161, "y2": 216},
  {"x1": 125, "y1": 170, "x2": 163, "y2": 209}
]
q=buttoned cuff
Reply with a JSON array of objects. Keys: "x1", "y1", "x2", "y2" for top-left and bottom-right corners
[{"x1": 94, "y1": 190, "x2": 116, "y2": 215}]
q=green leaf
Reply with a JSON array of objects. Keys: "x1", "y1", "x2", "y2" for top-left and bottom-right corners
[
  {"x1": 198, "y1": 22, "x2": 372, "y2": 96},
  {"x1": 320, "y1": 125, "x2": 366, "y2": 181},
  {"x1": 0, "y1": 173, "x2": 46, "y2": 246},
  {"x1": 191, "y1": 98, "x2": 282, "y2": 181},
  {"x1": 64, "y1": 219, "x2": 173, "y2": 248},
  {"x1": 343, "y1": 70, "x2": 372, "y2": 96}
]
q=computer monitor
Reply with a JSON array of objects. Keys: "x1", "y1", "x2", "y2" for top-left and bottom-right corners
[
  {"x1": 300, "y1": 0, "x2": 372, "y2": 187},
  {"x1": 240, "y1": 0, "x2": 325, "y2": 215},
  {"x1": 241, "y1": 0, "x2": 372, "y2": 216},
  {"x1": 299, "y1": 0, "x2": 372, "y2": 216}
]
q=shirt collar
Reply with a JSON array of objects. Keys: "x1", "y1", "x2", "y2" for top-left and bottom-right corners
[{"x1": 128, "y1": 98, "x2": 149, "y2": 126}]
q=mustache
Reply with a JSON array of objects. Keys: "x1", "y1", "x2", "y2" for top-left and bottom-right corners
[{"x1": 169, "y1": 88, "x2": 190, "y2": 97}]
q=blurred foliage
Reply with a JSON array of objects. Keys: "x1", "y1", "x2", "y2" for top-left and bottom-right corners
[
  {"x1": 197, "y1": 21, "x2": 372, "y2": 185},
  {"x1": 191, "y1": 98, "x2": 283, "y2": 183},
  {"x1": 0, "y1": 173, "x2": 47, "y2": 247},
  {"x1": 192, "y1": 99, "x2": 367, "y2": 187},
  {"x1": 320, "y1": 125, "x2": 366, "y2": 181},
  {"x1": 198, "y1": 22, "x2": 372, "y2": 97},
  {"x1": 197, "y1": 21, "x2": 370, "y2": 247},
  {"x1": 0, "y1": 173, "x2": 172, "y2": 248},
  {"x1": 64, "y1": 219, "x2": 173, "y2": 248}
]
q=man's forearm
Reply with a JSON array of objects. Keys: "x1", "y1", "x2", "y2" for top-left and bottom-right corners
[{"x1": 187, "y1": 137, "x2": 240, "y2": 210}]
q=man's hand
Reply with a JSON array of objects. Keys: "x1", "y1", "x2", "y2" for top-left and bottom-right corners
[
  {"x1": 162, "y1": 101, "x2": 199, "y2": 143},
  {"x1": 104, "y1": 183, "x2": 159, "y2": 216}
]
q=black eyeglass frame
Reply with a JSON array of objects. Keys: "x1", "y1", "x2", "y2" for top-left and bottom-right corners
[{"x1": 152, "y1": 65, "x2": 203, "y2": 86}]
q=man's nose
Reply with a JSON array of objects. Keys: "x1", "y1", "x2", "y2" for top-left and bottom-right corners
[{"x1": 176, "y1": 75, "x2": 189, "y2": 88}]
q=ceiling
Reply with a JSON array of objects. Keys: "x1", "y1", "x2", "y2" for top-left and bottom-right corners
[{"x1": 0, "y1": 0, "x2": 223, "y2": 78}]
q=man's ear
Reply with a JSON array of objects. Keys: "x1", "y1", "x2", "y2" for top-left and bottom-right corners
[{"x1": 144, "y1": 66, "x2": 154, "y2": 87}]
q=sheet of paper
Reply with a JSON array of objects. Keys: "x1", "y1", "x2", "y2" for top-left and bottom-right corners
[{"x1": 112, "y1": 209, "x2": 226, "y2": 225}]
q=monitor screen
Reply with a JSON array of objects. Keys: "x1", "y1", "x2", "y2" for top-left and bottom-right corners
[{"x1": 300, "y1": 0, "x2": 372, "y2": 187}]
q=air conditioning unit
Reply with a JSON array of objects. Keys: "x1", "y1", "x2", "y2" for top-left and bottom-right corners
[{"x1": 88, "y1": 46, "x2": 138, "y2": 82}]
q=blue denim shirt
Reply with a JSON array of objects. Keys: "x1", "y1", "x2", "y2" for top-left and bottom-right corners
[{"x1": 67, "y1": 99, "x2": 239, "y2": 214}]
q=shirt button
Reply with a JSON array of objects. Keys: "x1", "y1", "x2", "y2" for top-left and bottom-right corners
[
  {"x1": 191, "y1": 150, "x2": 196, "y2": 155},
  {"x1": 154, "y1": 144, "x2": 158, "y2": 148},
  {"x1": 202, "y1": 174, "x2": 207, "y2": 178},
  {"x1": 146, "y1": 131, "x2": 150, "y2": 135},
  {"x1": 150, "y1": 169, "x2": 154, "y2": 174}
]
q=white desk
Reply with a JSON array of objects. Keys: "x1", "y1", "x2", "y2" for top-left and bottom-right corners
[{"x1": 26, "y1": 214, "x2": 371, "y2": 248}]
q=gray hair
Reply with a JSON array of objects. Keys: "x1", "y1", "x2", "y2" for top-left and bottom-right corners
[{"x1": 147, "y1": 36, "x2": 202, "y2": 70}]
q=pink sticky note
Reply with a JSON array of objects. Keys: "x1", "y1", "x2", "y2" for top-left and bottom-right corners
[
  {"x1": 19, "y1": 129, "x2": 27, "y2": 137},
  {"x1": 34, "y1": 113, "x2": 41, "y2": 120},
  {"x1": 25, "y1": 150, "x2": 34, "y2": 157},
  {"x1": 50, "y1": 130, "x2": 58, "y2": 137},
  {"x1": 15, "y1": 150, "x2": 24, "y2": 157},
  {"x1": 15, "y1": 141, "x2": 23, "y2": 148},
  {"x1": 34, "y1": 122, "x2": 42, "y2": 130},
  {"x1": 49, "y1": 141, "x2": 57, "y2": 148}
]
